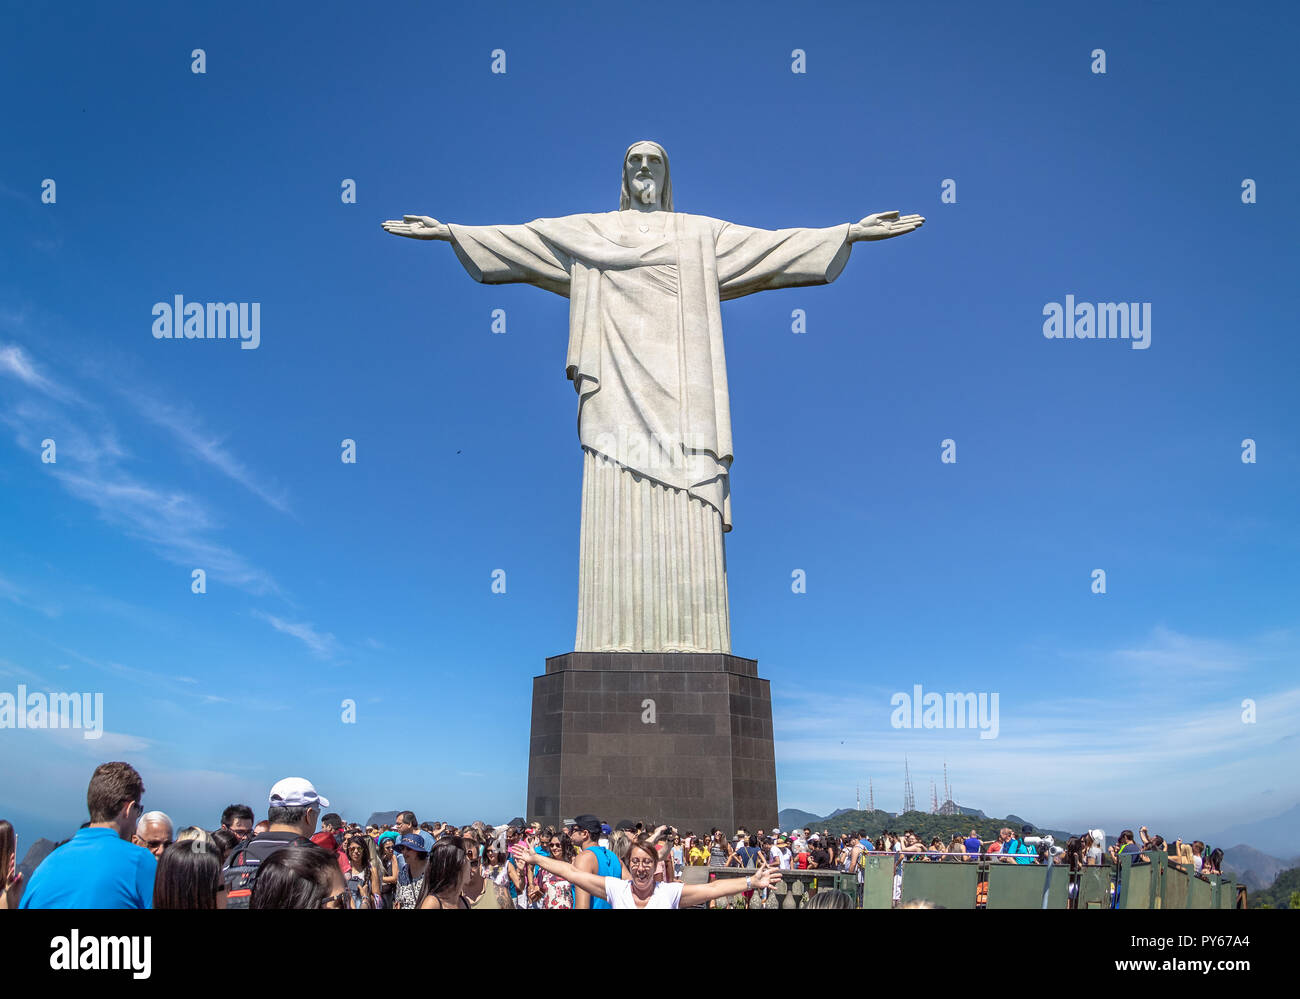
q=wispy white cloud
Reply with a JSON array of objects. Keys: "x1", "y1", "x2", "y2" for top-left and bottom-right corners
[
  {"x1": 0, "y1": 396, "x2": 128, "y2": 464},
  {"x1": 1109, "y1": 625, "x2": 1252, "y2": 674},
  {"x1": 252, "y1": 610, "x2": 340, "y2": 660},
  {"x1": 40, "y1": 727, "x2": 152, "y2": 756},
  {"x1": 0, "y1": 343, "x2": 82, "y2": 405},
  {"x1": 57, "y1": 647, "x2": 202, "y2": 694},
  {"x1": 51, "y1": 646, "x2": 288, "y2": 715},
  {"x1": 0, "y1": 341, "x2": 278, "y2": 594},
  {"x1": 120, "y1": 392, "x2": 291, "y2": 513},
  {"x1": 0, "y1": 573, "x2": 61, "y2": 618},
  {"x1": 0, "y1": 657, "x2": 64, "y2": 689},
  {"x1": 0, "y1": 180, "x2": 30, "y2": 204},
  {"x1": 52, "y1": 469, "x2": 277, "y2": 593}
]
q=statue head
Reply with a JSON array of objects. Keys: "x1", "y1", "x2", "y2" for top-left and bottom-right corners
[{"x1": 620, "y1": 140, "x2": 673, "y2": 211}]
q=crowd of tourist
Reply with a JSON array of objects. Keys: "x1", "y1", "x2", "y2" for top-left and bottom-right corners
[{"x1": 0, "y1": 760, "x2": 1228, "y2": 911}]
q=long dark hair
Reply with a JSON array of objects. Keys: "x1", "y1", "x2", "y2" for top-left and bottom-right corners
[
  {"x1": 0, "y1": 820, "x2": 14, "y2": 888},
  {"x1": 345, "y1": 833, "x2": 371, "y2": 871},
  {"x1": 250, "y1": 845, "x2": 338, "y2": 909},
  {"x1": 153, "y1": 839, "x2": 223, "y2": 909},
  {"x1": 210, "y1": 827, "x2": 239, "y2": 864},
  {"x1": 416, "y1": 839, "x2": 468, "y2": 907}
]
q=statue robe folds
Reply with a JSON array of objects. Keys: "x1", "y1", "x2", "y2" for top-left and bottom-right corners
[{"x1": 447, "y1": 211, "x2": 851, "y2": 653}]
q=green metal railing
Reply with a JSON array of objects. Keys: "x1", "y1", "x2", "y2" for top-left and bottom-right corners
[{"x1": 696, "y1": 851, "x2": 1239, "y2": 909}]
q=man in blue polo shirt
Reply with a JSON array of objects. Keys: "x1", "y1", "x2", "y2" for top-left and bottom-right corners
[{"x1": 21, "y1": 761, "x2": 156, "y2": 909}]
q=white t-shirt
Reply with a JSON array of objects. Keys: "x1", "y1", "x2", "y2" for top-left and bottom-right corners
[
  {"x1": 603, "y1": 876, "x2": 684, "y2": 909},
  {"x1": 771, "y1": 846, "x2": 792, "y2": 870}
]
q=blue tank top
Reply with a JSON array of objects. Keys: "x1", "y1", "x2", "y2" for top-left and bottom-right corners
[{"x1": 585, "y1": 845, "x2": 622, "y2": 910}]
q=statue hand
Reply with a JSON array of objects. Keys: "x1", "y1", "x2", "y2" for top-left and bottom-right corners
[
  {"x1": 851, "y1": 211, "x2": 925, "y2": 242},
  {"x1": 381, "y1": 215, "x2": 450, "y2": 240}
]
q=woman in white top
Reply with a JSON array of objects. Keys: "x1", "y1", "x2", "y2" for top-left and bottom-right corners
[
  {"x1": 511, "y1": 836, "x2": 782, "y2": 909},
  {"x1": 1083, "y1": 830, "x2": 1106, "y2": 866}
]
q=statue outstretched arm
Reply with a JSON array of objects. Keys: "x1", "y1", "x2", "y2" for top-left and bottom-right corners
[
  {"x1": 382, "y1": 214, "x2": 571, "y2": 297},
  {"x1": 848, "y1": 211, "x2": 925, "y2": 242},
  {"x1": 714, "y1": 220, "x2": 852, "y2": 300},
  {"x1": 714, "y1": 210, "x2": 924, "y2": 300},
  {"x1": 382, "y1": 215, "x2": 451, "y2": 240}
]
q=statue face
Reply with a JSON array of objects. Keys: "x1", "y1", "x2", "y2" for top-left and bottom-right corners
[{"x1": 625, "y1": 142, "x2": 666, "y2": 207}]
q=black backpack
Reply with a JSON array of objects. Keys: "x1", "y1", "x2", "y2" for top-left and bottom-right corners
[{"x1": 222, "y1": 835, "x2": 316, "y2": 909}]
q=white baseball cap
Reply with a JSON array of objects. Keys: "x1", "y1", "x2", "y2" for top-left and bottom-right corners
[{"x1": 268, "y1": 777, "x2": 330, "y2": 809}]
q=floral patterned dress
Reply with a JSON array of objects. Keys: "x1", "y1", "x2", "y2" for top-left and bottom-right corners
[{"x1": 539, "y1": 869, "x2": 574, "y2": 909}]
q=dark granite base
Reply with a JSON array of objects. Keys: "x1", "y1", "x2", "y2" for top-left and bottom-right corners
[{"x1": 525, "y1": 652, "x2": 777, "y2": 835}]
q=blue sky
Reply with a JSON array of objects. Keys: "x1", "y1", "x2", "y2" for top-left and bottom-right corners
[{"x1": 2, "y1": 1, "x2": 1297, "y2": 848}]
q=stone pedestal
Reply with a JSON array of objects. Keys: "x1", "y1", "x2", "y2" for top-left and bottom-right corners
[{"x1": 525, "y1": 652, "x2": 777, "y2": 834}]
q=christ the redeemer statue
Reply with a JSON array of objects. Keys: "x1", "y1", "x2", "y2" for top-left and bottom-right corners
[{"x1": 383, "y1": 140, "x2": 923, "y2": 655}]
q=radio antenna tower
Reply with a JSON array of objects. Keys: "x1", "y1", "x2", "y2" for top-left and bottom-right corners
[{"x1": 902, "y1": 757, "x2": 916, "y2": 813}]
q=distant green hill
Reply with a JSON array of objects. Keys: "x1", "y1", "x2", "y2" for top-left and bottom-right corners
[
  {"x1": 1248, "y1": 866, "x2": 1300, "y2": 909},
  {"x1": 795, "y1": 808, "x2": 1073, "y2": 845},
  {"x1": 777, "y1": 808, "x2": 824, "y2": 831},
  {"x1": 1221, "y1": 844, "x2": 1294, "y2": 892}
]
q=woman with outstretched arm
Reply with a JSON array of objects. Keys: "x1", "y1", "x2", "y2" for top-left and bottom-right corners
[{"x1": 511, "y1": 835, "x2": 781, "y2": 909}]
